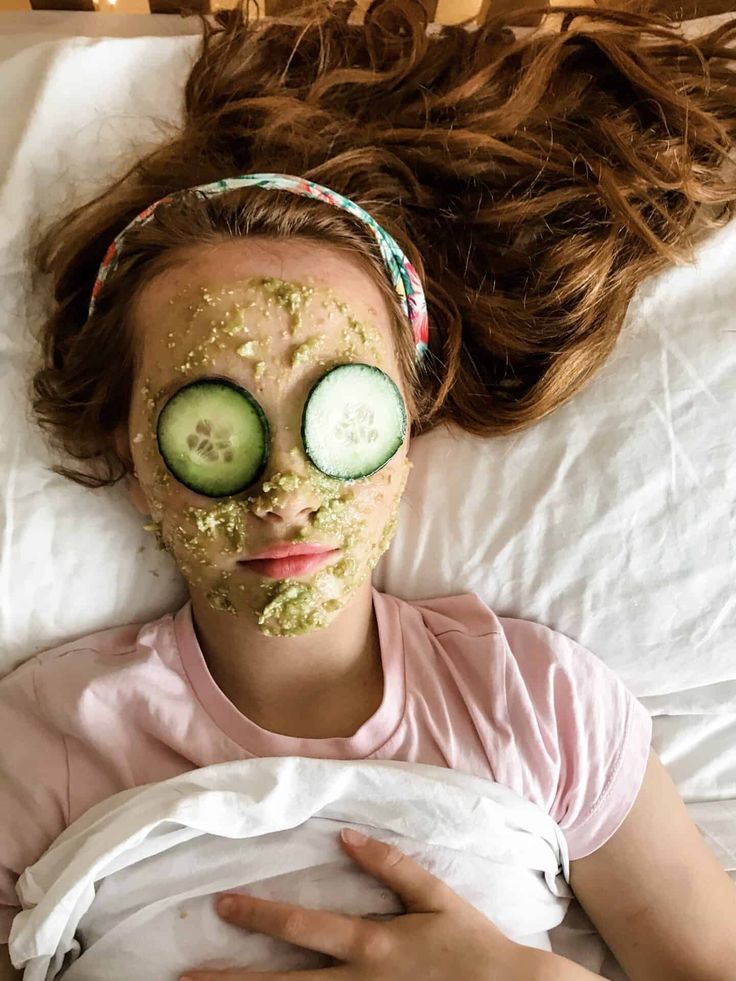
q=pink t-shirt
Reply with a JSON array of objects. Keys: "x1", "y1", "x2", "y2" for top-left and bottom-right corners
[{"x1": 0, "y1": 587, "x2": 652, "y2": 944}]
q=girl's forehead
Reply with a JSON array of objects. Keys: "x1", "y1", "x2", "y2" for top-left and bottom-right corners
[
  {"x1": 135, "y1": 276, "x2": 402, "y2": 411},
  {"x1": 140, "y1": 276, "x2": 391, "y2": 358}
]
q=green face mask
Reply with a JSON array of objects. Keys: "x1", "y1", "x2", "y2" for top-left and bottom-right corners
[{"x1": 128, "y1": 273, "x2": 413, "y2": 636}]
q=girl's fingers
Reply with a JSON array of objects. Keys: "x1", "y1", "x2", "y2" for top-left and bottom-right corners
[{"x1": 215, "y1": 893, "x2": 390, "y2": 964}]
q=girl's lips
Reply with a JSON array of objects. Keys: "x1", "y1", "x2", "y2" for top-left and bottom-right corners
[{"x1": 238, "y1": 550, "x2": 341, "y2": 579}]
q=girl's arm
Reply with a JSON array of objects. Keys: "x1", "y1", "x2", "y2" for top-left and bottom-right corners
[{"x1": 567, "y1": 748, "x2": 736, "y2": 980}]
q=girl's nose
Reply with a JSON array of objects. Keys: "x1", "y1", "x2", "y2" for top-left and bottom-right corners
[
  {"x1": 259, "y1": 493, "x2": 318, "y2": 525},
  {"x1": 249, "y1": 443, "x2": 323, "y2": 526}
]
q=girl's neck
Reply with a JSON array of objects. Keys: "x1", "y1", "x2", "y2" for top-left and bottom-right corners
[{"x1": 189, "y1": 579, "x2": 385, "y2": 739}]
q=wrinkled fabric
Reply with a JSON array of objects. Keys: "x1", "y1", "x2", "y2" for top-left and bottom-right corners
[{"x1": 9, "y1": 757, "x2": 573, "y2": 980}]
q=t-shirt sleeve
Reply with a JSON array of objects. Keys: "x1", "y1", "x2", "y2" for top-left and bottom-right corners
[
  {"x1": 0, "y1": 658, "x2": 69, "y2": 945},
  {"x1": 498, "y1": 617, "x2": 652, "y2": 862}
]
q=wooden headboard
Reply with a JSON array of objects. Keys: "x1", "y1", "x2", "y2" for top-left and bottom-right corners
[
  {"x1": 0, "y1": 0, "x2": 732, "y2": 27},
  {"x1": 0, "y1": 0, "x2": 489, "y2": 18}
]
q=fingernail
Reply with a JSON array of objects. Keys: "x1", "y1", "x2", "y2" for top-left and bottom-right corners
[
  {"x1": 341, "y1": 828, "x2": 368, "y2": 846},
  {"x1": 218, "y1": 896, "x2": 236, "y2": 915}
]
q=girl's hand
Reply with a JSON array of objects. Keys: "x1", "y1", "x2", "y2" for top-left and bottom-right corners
[{"x1": 179, "y1": 827, "x2": 537, "y2": 981}]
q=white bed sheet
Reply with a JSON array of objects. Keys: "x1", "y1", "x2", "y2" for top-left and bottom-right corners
[
  {"x1": 1, "y1": 12, "x2": 735, "y2": 976},
  {"x1": 8, "y1": 758, "x2": 574, "y2": 979}
]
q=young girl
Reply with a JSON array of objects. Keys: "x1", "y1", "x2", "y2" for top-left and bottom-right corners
[{"x1": 3, "y1": 1, "x2": 736, "y2": 978}]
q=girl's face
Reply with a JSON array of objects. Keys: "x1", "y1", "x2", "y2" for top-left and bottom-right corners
[{"x1": 115, "y1": 239, "x2": 413, "y2": 636}]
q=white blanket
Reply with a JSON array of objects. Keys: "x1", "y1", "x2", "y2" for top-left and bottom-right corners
[{"x1": 8, "y1": 758, "x2": 572, "y2": 980}]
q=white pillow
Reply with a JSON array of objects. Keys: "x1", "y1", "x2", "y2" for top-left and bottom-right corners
[{"x1": 1, "y1": 15, "x2": 734, "y2": 729}]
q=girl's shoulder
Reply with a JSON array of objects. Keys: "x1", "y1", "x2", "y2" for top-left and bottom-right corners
[{"x1": 1, "y1": 607, "x2": 178, "y2": 689}]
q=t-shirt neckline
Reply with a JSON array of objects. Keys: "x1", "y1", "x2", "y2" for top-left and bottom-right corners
[{"x1": 172, "y1": 586, "x2": 406, "y2": 758}]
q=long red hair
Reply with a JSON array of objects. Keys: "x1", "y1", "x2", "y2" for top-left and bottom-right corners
[{"x1": 28, "y1": 0, "x2": 736, "y2": 487}]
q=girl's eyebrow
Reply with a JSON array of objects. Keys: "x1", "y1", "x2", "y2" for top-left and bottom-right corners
[{"x1": 152, "y1": 356, "x2": 387, "y2": 405}]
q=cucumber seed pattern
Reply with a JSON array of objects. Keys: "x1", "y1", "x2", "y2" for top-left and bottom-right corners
[
  {"x1": 186, "y1": 419, "x2": 235, "y2": 464},
  {"x1": 335, "y1": 404, "x2": 379, "y2": 446}
]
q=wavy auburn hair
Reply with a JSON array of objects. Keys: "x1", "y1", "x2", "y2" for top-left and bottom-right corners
[{"x1": 29, "y1": 0, "x2": 736, "y2": 488}]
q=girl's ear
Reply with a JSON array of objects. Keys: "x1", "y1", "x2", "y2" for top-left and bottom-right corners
[{"x1": 113, "y1": 425, "x2": 152, "y2": 518}]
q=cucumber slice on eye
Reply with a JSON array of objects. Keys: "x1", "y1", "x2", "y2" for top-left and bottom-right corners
[
  {"x1": 301, "y1": 363, "x2": 407, "y2": 480},
  {"x1": 156, "y1": 379, "x2": 270, "y2": 497}
]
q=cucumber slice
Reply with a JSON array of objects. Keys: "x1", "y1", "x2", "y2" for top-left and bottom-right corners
[
  {"x1": 156, "y1": 379, "x2": 270, "y2": 497},
  {"x1": 302, "y1": 363, "x2": 406, "y2": 480}
]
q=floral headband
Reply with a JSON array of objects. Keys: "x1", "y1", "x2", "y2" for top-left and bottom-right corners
[{"x1": 88, "y1": 173, "x2": 429, "y2": 363}]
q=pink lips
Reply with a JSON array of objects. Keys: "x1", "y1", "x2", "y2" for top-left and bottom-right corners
[{"x1": 238, "y1": 542, "x2": 340, "y2": 579}]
